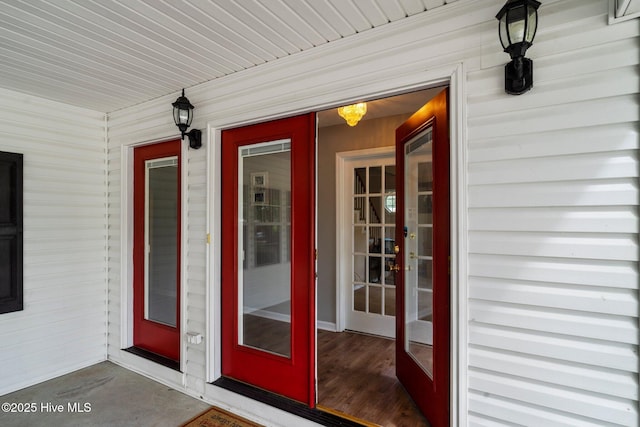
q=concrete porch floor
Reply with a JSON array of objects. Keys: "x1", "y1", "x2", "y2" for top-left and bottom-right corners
[{"x1": 0, "y1": 361, "x2": 211, "y2": 427}]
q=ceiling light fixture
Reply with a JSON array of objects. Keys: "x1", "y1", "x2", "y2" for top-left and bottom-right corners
[{"x1": 338, "y1": 102, "x2": 367, "y2": 126}]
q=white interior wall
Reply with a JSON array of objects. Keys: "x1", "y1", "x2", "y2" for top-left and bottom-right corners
[
  {"x1": 106, "y1": 0, "x2": 638, "y2": 426},
  {"x1": 0, "y1": 88, "x2": 107, "y2": 395}
]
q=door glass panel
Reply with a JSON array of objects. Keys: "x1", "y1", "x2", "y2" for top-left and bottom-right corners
[
  {"x1": 385, "y1": 165, "x2": 396, "y2": 192},
  {"x1": 369, "y1": 196, "x2": 382, "y2": 224},
  {"x1": 384, "y1": 287, "x2": 396, "y2": 316},
  {"x1": 404, "y1": 128, "x2": 434, "y2": 378},
  {"x1": 351, "y1": 163, "x2": 397, "y2": 321},
  {"x1": 418, "y1": 162, "x2": 433, "y2": 191},
  {"x1": 418, "y1": 227, "x2": 433, "y2": 257},
  {"x1": 238, "y1": 140, "x2": 291, "y2": 358},
  {"x1": 354, "y1": 255, "x2": 366, "y2": 283},
  {"x1": 354, "y1": 168, "x2": 366, "y2": 194},
  {"x1": 384, "y1": 225, "x2": 396, "y2": 288},
  {"x1": 384, "y1": 165, "x2": 397, "y2": 224},
  {"x1": 417, "y1": 260, "x2": 433, "y2": 290},
  {"x1": 369, "y1": 286, "x2": 382, "y2": 314},
  {"x1": 369, "y1": 166, "x2": 382, "y2": 193},
  {"x1": 354, "y1": 226, "x2": 367, "y2": 253},
  {"x1": 384, "y1": 195, "x2": 396, "y2": 224},
  {"x1": 354, "y1": 196, "x2": 366, "y2": 223},
  {"x1": 145, "y1": 157, "x2": 178, "y2": 327},
  {"x1": 370, "y1": 226, "x2": 382, "y2": 254},
  {"x1": 369, "y1": 256, "x2": 381, "y2": 284},
  {"x1": 418, "y1": 195, "x2": 433, "y2": 223},
  {"x1": 354, "y1": 285, "x2": 366, "y2": 312}
]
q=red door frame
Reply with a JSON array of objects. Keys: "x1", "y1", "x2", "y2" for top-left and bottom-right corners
[
  {"x1": 395, "y1": 88, "x2": 450, "y2": 427},
  {"x1": 133, "y1": 139, "x2": 182, "y2": 362},
  {"x1": 221, "y1": 113, "x2": 316, "y2": 406}
]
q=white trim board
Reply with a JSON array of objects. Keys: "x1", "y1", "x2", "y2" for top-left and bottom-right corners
[{"x1": 116, "y1": 136, "x2": 189, "y2": 375}]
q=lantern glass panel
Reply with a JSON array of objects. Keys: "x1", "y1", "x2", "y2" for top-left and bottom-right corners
[
  {"x1": 179, "y1": 109, "x2": 189, "y2": 124},
  {"x1": 173, "y1": 105, "x2": 192, "y2": 128},
  {"x1": 498, "y1": 15, "x2": 509, "y2": 48},
  {"x1": 507, "y1": 5, "x2": 527, "y2": 44},
  {"x1": 173, "y1": 108, "x2": 180, "y2": 126},
  {"x1": 526, "y1": 7, "x2": 538, "y2": 43}
]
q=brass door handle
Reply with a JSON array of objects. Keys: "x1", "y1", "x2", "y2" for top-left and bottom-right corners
[{"x1": 388, "y1": 263, "x2": 401, "y2": 272}]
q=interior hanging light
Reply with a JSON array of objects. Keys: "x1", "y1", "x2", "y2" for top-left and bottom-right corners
[{"x1": 338, "y1": 102, "x2": 367, "y2": 126}]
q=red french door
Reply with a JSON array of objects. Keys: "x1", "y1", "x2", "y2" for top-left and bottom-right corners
[
  {"x1": 221, "y1": 113, "x2": 316, "y2": 405},
  {"x1": 133, "y1": 139, "x2": 182, "y2": 362},
  {"x1": 395, "y1": 88, "x2": 450, "y2": 427}
]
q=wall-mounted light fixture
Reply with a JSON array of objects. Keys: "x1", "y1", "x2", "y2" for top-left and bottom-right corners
[
  {"x1": 338, "y1": 102, "x2": 367, "y2": 126},
  {"x1": 172, "y1": 88, "x2": 202, "y2": 149},
  {"x1": 496, "y1": 0, "x2": 541, "y2": 95}
]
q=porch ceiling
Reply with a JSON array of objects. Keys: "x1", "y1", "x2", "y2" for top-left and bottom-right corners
[{"x1": 0, "y1": 0, "x2": 456, "y2": 113}]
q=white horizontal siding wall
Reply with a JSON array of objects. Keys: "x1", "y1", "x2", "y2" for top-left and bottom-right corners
[
  {"x1": 0, "y1": 88, "x2": 107, "y2": 395},
  {"x1": 183, "y1": 144, "x2": 208, "y2": 395},
  {"x1": 467, "y1": 0, "x2": 639, "y2": 425},
  {"x1": 106, "y1": 0, "x2": 638, "y2": 426}
]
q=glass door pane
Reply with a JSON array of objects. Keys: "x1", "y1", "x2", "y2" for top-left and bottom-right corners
[
  {"x1": 145, "y1": 157, "x2": 178, "y2": 327},
  {"x1": 351, "y1": 164, "x2": 396, "y2": 320},
  {"x1": 404, "y1": 128, "x2": 434, "y2": 377},
  {"x1": 238, "y1": 140, "x2": 292, "y2": 358}
]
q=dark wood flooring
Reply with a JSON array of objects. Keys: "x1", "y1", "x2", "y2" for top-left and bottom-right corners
[
  {"x1": 318, "y1": 330, "x2": 429, "y2": 427},
  {"x1": 242, "y1": 314, "x2": 430, "y2": 426}
]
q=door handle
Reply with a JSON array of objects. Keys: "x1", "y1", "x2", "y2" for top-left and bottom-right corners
[
  {"x1": 388, "y1": 263, "x2": 401, "y2": 272},
  {"x1": 387, "y1": 263, "x2": 411, "y2": 272}
]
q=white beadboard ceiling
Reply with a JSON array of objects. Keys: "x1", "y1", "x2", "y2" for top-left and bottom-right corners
[{"x1": 0, "y1": 0, "x2": 456, "y2": 113}]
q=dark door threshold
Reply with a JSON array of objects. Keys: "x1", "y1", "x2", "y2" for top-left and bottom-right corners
[
  {"x1": 213, "y1": 377, "x2": 370, "y2": 427},
  {"x1": 124, "y1": 346, "x2": 180, "y2": 371}
]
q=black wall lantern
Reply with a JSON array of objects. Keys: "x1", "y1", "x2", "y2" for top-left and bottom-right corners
[
  {"x1": 496, "y1": 0, "x2": 541, "y2": 95},
  {"x1": 172, "y1": 88, "x2": 202, "y2": 149}
]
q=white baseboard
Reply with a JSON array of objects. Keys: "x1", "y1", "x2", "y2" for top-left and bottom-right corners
[{"x1": 317, "y1": 321, "x2": 336, "y2": 332}]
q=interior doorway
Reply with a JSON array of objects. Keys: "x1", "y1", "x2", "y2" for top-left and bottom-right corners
[{"x1": 316, "y1": 87, "x2": 445, "y2": 426}]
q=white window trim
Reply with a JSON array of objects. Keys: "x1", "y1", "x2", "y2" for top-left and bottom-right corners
[{"x1": 609, "y1": 0, "x2": 640, "y2": 24}]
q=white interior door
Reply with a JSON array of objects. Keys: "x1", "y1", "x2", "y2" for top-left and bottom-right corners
[{"x1": 341, "y1": 153, "x2": 396, "y2": 338}]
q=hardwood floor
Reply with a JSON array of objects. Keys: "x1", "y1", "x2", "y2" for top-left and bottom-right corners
[{"x1": 317, "y1": 330, "x2": 429, "y2": 427}]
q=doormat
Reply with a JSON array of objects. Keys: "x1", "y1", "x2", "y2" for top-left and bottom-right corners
[{"x1": 182, "y1": 406, "x2": 264, "y2": 427}]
